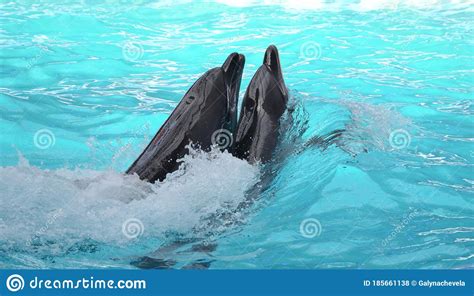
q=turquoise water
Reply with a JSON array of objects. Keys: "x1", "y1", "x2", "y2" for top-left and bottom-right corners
[{"x1": 0, "y1": 0, "x2": 473, "y2": 269}]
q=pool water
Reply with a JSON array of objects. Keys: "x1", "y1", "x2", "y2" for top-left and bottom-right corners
[{"x1": 0, "y1": 0, "x2": 473, "y2": 269}]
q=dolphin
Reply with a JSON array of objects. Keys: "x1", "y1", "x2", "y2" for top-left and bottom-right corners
[
  {"x1": 126, "y1": 53, "x2": 245, "y2": 183},
  {"x1": 233, "y1": 45, "x2": 289, "y2": 163},
  {"x1": 129, "y1": 47, "x2": 288, "y2": 269},
  {"x1": 126, "y1": 46, "x2": 348, "y2": 269}
]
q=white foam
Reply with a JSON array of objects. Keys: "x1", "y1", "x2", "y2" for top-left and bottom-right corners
[
  {"x1": 333, "y1": 100, "x2": 414, "y2": 155},
  {"x1": 0, "y1": 148, "x2": 259, "y2": 253}
]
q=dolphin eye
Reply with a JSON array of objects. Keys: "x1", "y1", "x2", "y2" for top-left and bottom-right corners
[
  {"x1": 185, "y1": 95, "x2": 195, "y2": 104},
  {"x1": 245, "y1": 98, "x2": 255, "y2": 111}
]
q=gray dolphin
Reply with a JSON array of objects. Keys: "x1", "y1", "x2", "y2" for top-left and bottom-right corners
[
  {"x1": 233, "y1": 45, "x2": 289, "y2": 163},
  {"x1": 127, "y1": 53, "x2": 245, "y2": 182}
]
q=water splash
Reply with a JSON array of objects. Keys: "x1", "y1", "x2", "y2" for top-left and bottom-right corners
[
  {"x1": 334, "y1": 100, "x2": 414, "y2": 155},
  {"x1": 0, "y1": 148, "x2": 259, "y2": 267}
]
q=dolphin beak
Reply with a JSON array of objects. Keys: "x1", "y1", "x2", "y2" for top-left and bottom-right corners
[
  {"x1": 263, "y1": 45, "x2": 287, "y2": 97},
  {"x1": 222, "y1": 52, "x2": 245, "y2": 95},
  {"x1": 222, "y1": 53, "x2": 245, "y2": 130}
]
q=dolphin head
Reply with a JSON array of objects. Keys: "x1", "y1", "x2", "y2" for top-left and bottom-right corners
[
  {"x1": 126, "y1": 53, "x2": 245, "y2": 182},
  {"x1": 178, "y1": 52, "x2": 245, "y2": 148},
  {"x1": 233, "y1": 45, "x2": 288, "y2": 162}
]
